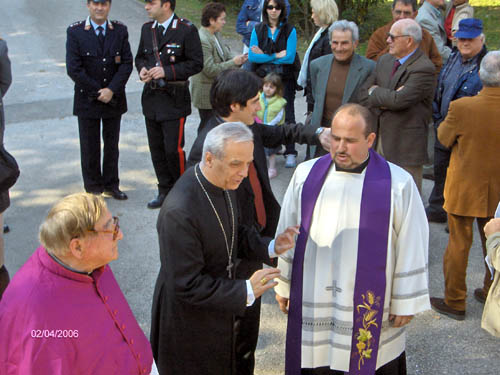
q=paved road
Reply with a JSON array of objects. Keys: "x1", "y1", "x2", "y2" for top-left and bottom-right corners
[{"x1": 1, "y1": 0, "x2": 498, "y2": 374}]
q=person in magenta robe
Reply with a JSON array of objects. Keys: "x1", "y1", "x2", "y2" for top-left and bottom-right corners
[{"x1": 0, "y1": 193, "x2": 157, "y2": 374}]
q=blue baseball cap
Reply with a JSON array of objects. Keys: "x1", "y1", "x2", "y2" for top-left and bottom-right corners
[{"x1": 454, "y1": 18, "x2": 483, "y2": 39}]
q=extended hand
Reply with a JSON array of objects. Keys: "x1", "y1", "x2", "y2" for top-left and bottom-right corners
[
  {"x1": 251, "y1": 46, "x2": 264, "y2": 54},
  {"x1": 275, "y1": 294, "x2": 289, "y2": 314},
  {"x1": 149, "y1": 66, "x2": 165, "y2": 80},
  {"x1": 139, "y1": 67, "x2": 152, "y2": 83},
  {"x1": 233, "y1": 53, "x2": 248, "y2": 66},
  {"x1": 97, "y1": 88, "x2": 113, "y2": 103},
  {"x1": 389, "y1": 314, "x2": 413, "y2": 327},
  {"x1": 484, "y1": 218, "x2": 500, "y2": 237},
  {"x1": 318, "y1": 128, "x2": 331, "y2": 152},
  {"x1": 274, "y1": 225, "x2": 300, "y2": 255},
  {"x1": 250, "y1": 268, "x2": 281, "y2": 299}
]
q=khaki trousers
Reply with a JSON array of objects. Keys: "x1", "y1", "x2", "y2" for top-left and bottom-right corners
[{"x1": 444, "y1": 213, "x2": 493, "y2": 310}]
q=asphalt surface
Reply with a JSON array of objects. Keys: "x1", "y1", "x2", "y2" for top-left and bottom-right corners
[{"x1": 1, "y1": 0, "x2": 499, "y2": 374}]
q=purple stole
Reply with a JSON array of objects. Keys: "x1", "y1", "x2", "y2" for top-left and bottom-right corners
[{"x1": 285, "y1": 149, "x2": 391, "y2": 375}]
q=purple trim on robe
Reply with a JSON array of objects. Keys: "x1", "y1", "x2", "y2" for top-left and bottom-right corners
[{"x1": 285, "y1": 149, "x2": 391, "y2": 375}]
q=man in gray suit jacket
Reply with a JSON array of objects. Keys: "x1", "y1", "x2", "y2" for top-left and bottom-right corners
[
  {"x1": 307, "y1": 20, "x2": 375, "y2": 157},
  {"x1": 360, "y1": 18, "x2": 436, "y2": 192},
  {"x1": 416, "y1": 0, "x2": 451, "y2": 63}
]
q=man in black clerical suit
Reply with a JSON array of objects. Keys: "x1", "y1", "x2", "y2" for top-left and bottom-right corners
[
  {"x1": 151, "y1": 122, "x2": 298, "y2": 374},
  {"x1": 187, "y1": 69, "x2": 330, "y2": 375},
  {"x1": 135, "y1": 0, "x2": 203, "y2": 209},
  {"x1": 66, "y1": 0, "x2": 132, "y2": 200}
]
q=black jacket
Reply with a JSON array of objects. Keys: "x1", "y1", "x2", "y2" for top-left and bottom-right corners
[
  {"x1": 187, "y1": 116, "x2": 320, "y2": 277},
  {"x1": 135, "y1": 16, "x2": 203, "y2": 121},
  {"x1": 66, "y1": 18, "x2": 133, "y2": 118},
  {"x1": 305, "y1": 28, "x2": 331, "y2": 108}
]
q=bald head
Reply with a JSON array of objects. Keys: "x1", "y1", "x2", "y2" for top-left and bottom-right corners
[{"x1": 388, "y1": 19, "x2": 422, "y2": 58}]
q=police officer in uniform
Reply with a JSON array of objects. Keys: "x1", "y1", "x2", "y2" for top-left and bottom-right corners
[
  {"x1": 66, "y1": 0, "x2": 133, "y2": 200},
  {"x1": 135, "y1": 0, "x2": 203, "y2": 209}
]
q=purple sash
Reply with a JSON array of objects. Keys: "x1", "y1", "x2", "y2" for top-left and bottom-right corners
[{"x1": 285, "y1": 149, "x2": 391, "y2": 375}]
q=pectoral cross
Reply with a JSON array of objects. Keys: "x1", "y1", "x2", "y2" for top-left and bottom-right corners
[
  {"x1": 326, "y1": 280, "x2": 342, "y2": 297},
  {"x1": 226, "y1": 260, "x2": 234, "y2": 279}
]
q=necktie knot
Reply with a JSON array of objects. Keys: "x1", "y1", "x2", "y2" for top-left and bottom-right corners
[
  {"x1": 158, "y1": 25, "x2": 165, "y2": 35},
  {"x1": 97, "y1": 26, "x2": 105, "y2": 48},
  {"x1": 97, "y1": 26, "x2": 104, "y2": 34},
  {"x1": 390, "y1": 60, "x2": 401, "y2": 78}
]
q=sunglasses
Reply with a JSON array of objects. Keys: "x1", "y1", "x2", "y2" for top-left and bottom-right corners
[
  {"x1": 266, "y1": 5, "x2": 281, "y2": 10},
  {"x1": 88, "y1": 216, "x2": 120, "y2": 240},
  {"x1": 386, "y1": 33, "x2": 410, "y2": 41}
]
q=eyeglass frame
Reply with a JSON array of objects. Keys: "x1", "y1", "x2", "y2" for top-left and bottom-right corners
[
  {"x1": 87, "y1": 216, "x2": 120, "y2": 240},
  {"x1": 266, "y1": 5, "x2": 281, "y2": 10},
  {"x1": 386, "y1": 32, "x2": 410, "y2": 41}
]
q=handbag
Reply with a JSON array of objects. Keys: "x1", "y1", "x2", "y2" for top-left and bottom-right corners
[{"x1": 0, "y1": 144, "x2": 19, "y2": 191}]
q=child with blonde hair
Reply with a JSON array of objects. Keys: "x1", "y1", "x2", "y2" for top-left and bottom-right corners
[{"x1": 256, "y1": 73, "x2": 287, "y2": 178}]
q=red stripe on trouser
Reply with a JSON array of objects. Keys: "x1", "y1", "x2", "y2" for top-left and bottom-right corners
[{"x1": 178, "y1": 117, "x2": 185, "y2": 175}]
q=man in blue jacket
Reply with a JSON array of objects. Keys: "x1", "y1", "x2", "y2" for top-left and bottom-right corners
[
  {"x1": 426, "y1": 18, "x2": 486, "y2": 223},
  {"x1": 66, "y1": 0, "x2": 133, "y2": 200}
]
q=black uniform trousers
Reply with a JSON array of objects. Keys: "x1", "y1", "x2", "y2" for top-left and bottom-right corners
[
  {"x1": 197, "y1": 108, "x2": 213, "y2": 135},
  {"x1": 145, "y1": 117, "x2": 186, "y2": 195},
  {"x1": 283, "y1": 77, "x2": 297, "y2": 156},
  {"x1": 78, "y1": 116, "x2": 121, "y2": 193}
]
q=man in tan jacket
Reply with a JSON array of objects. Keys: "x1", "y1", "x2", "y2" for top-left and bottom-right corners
[{"x1": 431, "y1": 51, "x2": 500, "y2": 320}]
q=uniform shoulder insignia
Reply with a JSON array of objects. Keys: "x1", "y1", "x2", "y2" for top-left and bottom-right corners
[
  {"x1": 111, "y1": 20, "x2": 125, "y2": 26},
  {"x1": 179, "y1": 18, "x2": 193, "y2": 27},
  {"x1": 69, "y1": 20, "x2": 84, "y2": 28}
]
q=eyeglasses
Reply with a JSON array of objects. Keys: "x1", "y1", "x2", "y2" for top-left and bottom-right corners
[
  {"x1": 266, "y1": 5, "x2": 281, "y2": 10},
  {"x1": 387, "y1": 33, "x2": 410, "y2": 41},
  {"x1": 88, "y1": 216, "x2": 120, "y2": 240}
]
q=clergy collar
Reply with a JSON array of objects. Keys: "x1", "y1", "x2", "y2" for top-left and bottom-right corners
[
  {"x1": 335, "y1": 154, "x2": 370, "y2": 174},
  {"x1": 47, "y1": 250, "x2": 92, "y2": 275},
  {"x1": 196, "y1": 164, "x2": 226, "y2": 196}
]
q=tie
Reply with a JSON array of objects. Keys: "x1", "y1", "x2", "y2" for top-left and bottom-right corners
[
  {"x1": 158, "y1": 25, "x2": 165, "y2": 36},
  {"x1": 390, "y1": 60, "x2": 401, "y2": 78},
  {"x1": 97, "y1": 26, "x2": 105, "y2": 48},
  {"x1": 248, "y1": 162, "x2": 266, "y2": 229}
]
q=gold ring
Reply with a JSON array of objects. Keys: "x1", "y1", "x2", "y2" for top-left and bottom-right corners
[{"x1": 260, "y1": 277, "x2": 268, "y2": 285}]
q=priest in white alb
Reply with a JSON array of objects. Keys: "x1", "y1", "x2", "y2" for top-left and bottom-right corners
[{"x1": 274, "y1": 103, "x2": 430, "y2": 375}]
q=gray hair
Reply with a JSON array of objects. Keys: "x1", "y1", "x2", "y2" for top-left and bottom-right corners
[
  {"x1": 398, "y1": 18, "x2": 422, "y2": 43},
  {"x1": 479, "y1": 51, "x2": 500, "y2": 87},
  {"x1": 202, "y1": 122, "x2": 254, "y2": 161},
  {"x1": 329, "y1": 20, "x2": 359, "y2": 43}
]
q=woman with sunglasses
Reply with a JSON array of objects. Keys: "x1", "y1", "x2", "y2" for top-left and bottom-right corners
[
  {"x1": 0, "y1": 193, "x2": 158, "y2": 374},
  {"x1": 248, "y1": 0, "x2": 299, "y2": 168}
]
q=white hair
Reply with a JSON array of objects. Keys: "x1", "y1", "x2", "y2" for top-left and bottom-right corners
[
  {"x1": 329, "y1": 20, "x2": 359, "y2": 43},
  {"x1": 480, "y1": 51, "x2": 500, "y2": 87},
  {"x1": 398, "y1": 18, "x2": 422, "y2": 43},
  {"x1": 202, "y1": 122, "x2": 253, "y2": 161}
]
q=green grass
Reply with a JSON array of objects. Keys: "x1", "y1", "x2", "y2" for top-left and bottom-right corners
[{"x1": 172, "y1": 0, "x2": 499, "y2": 56}]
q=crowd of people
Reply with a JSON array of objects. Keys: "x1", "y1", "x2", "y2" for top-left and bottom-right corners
[{"x1": 0, "y1": 0, "x2": 499, "y2": 374}]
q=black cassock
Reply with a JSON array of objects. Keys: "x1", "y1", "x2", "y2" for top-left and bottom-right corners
[{"x1": 151, "y1": 165, "x2": 271, "y2": 375}]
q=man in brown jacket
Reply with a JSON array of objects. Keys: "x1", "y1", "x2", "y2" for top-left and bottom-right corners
[
  {"x1": 366, "y1": 0, "x2": 442, "y2": 73},
  {"x1": 431, "y1": 51, "x2": 500, "y2": 321},
  {"x1": 360, "y1": 18, "x2": 435, "y2": 192}
]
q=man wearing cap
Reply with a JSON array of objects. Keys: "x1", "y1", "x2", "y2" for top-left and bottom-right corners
[
  {"x1": 426, "y1": 18, "x2": 487, "y2": 224},
  {"x1": 66, "y1": 0, "x2": 133, "y2": 200},
  {"x1": 135, "y1": 0, "x2": 203, "y2": 209}
]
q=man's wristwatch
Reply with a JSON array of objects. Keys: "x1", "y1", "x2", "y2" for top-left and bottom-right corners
[{"x1": 315, "y1": 127, "x2": 325, "y2": 136}]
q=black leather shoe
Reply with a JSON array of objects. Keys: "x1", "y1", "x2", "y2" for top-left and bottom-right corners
[
  {"x1": 430, "y1": 297, "x2": 465, "y2": 321},
  {"x1": 474, "y1": 288, "x2": 487, "y2": 304},
  {"x1": 147, "y1": 193, "x2": 166, "y2": 209},
  {"x1": 103, "y1": 189, "x2": 128, "y2": 200},
  {"x1": 425, "y1": 206, "x2": 447, "y2": 223},
  {"x1": 3, "y1": 225, "x2": 9, "y2": 234}
]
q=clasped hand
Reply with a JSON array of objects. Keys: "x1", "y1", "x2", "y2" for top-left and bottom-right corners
[{"x1": 139, "y1": 66, "x2": 166, "y2": 83}]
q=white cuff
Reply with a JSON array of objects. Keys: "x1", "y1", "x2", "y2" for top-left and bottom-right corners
[
  {"x1": 246, "y1": 280, "x2": 256, "y2": 306},
  {"x1": 268, "y1": 239, "x2": 277, "y2": 258}
]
